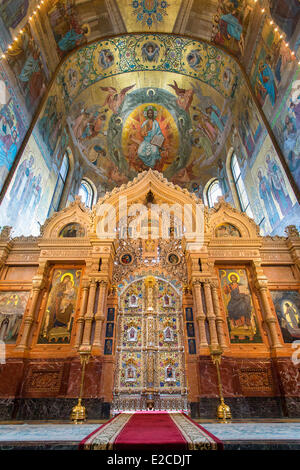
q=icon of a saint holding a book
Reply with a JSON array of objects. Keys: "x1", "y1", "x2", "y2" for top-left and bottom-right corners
[{"x1": 137, "y1": 106, "x2": 164, "y2": 168}]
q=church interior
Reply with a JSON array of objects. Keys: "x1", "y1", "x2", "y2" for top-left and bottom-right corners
[{"x1": 0, "y1": 0, "x2": 300, "y2": 451}]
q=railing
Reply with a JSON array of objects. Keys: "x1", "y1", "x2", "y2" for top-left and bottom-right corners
[{"x1": 112, "y1": 393, "x2": 189, "y2": 415}]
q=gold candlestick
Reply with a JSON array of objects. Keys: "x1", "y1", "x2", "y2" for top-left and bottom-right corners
[
  {"x1": 210, "y1": 346, "x2": 231, "y2": 423},
  {"x1": 70, "y1": 348, "x2": 91, "y2": 424}
]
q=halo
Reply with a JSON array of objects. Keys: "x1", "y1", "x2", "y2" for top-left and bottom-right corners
[
  {"x1": 228, "y1": 272, "x2": 240, "y2": 283},
  {"x1": 257, "y1": 166, "x2": 264, "y2": 177},
  {"x1": 61, "y1": 272, "x2": 74, "y2": 286},
  {"x1": 144, "y1": 105, "x2": 157, "y2": 117},
  {"x1": 82, "y1": 23, "x2": 91, "y2": 36},
  {"x1": 146, "y1": 88, "x2": 156, "y2": 97}
]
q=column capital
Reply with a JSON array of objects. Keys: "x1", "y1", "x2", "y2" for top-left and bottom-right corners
[
  {"x1": 210, "y1": 280, "x2": 219, "y2": 290},
  {"x1": 32, "y1": 278, "x2": 45, "y2": 291},
  {"x1": 255, "y1": 279, "x2": 269, "y2": 291}
]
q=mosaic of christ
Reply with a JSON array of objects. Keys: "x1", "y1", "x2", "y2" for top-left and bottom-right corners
[{"x1": 122, "y1": 103, "x2": 179, "y2": 173}]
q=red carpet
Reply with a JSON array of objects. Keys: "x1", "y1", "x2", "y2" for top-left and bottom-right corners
[
  {"x1": 79, "y1": 412, "x2": 223, "y2": 450},
  {"x1": 115, "y1": 412, "x2": 187, "y2": 451}
]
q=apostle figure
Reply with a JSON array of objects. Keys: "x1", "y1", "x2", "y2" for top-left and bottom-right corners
[
  {"x1": 257, "y1": 58, "x2": 277, "y2": 106},
  {"x1": 257, "y1": 169, "x2": 279, "y2": 229},
  {"x1": 224, "y1": 273, "x2": 252, "y2": 328},
  {"x1": 58, "y1": 23, "x2": 89, "y2": 54},
  {"x1": 284, "y1": 302, "x2": 300, "y2": 330},
  {"x1": 138, "y1": 106, "x2": 164, "y2": 168},
  {"x1": 265, "y1": 154, "x2": 293, "y2": 216}
]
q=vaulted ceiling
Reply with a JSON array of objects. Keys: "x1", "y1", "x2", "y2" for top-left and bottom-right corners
[{"x1": 0, "y1": 0, "x2": 299, "y2": 202}]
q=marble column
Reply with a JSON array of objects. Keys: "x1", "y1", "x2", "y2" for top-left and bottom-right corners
[
  {"x1": 81, "y1": 279, "x2": 97, "y2": 347},
  {"x1": 74, "y1": 280, "x2": 90, "y2": 348},
  {"x1": 256, "y1": 280, "x2": 282, "y2": 349},
  {"x1": 93, "y1": 280, "x2": 107, "y2": 347},
  {"x1": 203, "y1": 280, "x2": 219, "y2": 349},
  {"x1": 16, "y1": 279, "x2": 43, "y2": 350},
  {"x1": 211, "y1": 280, "x2": 227, "y2": 349},
  {"x1": 193, "y1": 280, "x2": 208, "y2": 347}
]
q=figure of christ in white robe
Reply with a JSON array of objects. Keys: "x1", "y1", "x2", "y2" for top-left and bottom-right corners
[{"x1": 137, "y1": 108, "x2": 164, "y2": 168}]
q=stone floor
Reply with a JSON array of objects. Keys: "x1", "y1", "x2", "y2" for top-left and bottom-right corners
[{"x1": 0, "y1": 419, "x2": 299, "y2": 450}]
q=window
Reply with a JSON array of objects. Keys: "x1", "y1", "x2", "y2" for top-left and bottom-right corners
[
  {"x1": 230, "y1": 153, "x2": 253, "y2": 218},
  {"x1": 48, "y1": 152, "x2": 69, "y2": 217},
  {"x1": 78, "y1": 179, "x2": 94, "y2": 208},
  {"x1": 207, "y1": 179, "x2": 223, "y2": 208}
]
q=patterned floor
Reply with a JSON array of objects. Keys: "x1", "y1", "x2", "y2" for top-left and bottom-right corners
[{"x1": 0, "y1": 421, "x2": 299, "y2": 449}]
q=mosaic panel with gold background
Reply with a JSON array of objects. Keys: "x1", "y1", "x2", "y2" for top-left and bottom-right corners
[
  {"x1": 122, "y1": 279, "x2": 143, "y2": 312},
  {"x1": 218, "y1": 268, "x2": 263, "y2": 344},
  {"x1": 122, "y1": 315, "x2": 142, "y2": 348},
  {"x1": 38, "y1": 268, "x2": 82, "y2": 344},
  {"x1": 158, "y1": 315, "x2": 179, "y2": 348},
  {"x1": 119, "y1": 351, "x2": 143, "y2": 389},
  {"x1": 158, "y1": 351, "x2": 182, "y2": 389}
]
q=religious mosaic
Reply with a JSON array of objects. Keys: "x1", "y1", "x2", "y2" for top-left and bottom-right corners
[
  {"x1": 218, "y1": 268, "x2": 263, "y2": 343},
  {"x1": 270, "y1": 290, "x2": 300, "y2": 343},
  {"x1": 38, "y1": 268, "x2": 82, "y2": 344},
  {"x1": 158, "y1": 316, "x2": 178, "y2": 347},
  {"x1": 0, "y1": 291, "x2": 29, "y2": 343},
  {"x1": 250, "y1": 13, "x2": 296, "y2": 119},
  {"x1": 47, "y1": 0, "x2": 90, "y2": 59},
  {"x1": 120, "y1": 353, "x2": 142, "y2": 388},
  {"x1": 212, "y1": 0, "x2": 253, "y2": 57},
  {"x1": 272, "y1": 69, "x2": 300, "y2": 191},
  {"x1": 0, "y1": 135, "x2": 58, "y2": 237},
  {"x1": 37, "y1": 92, "x2": 64, "y2": 158},
  {"x1": 0, "y1": 0, "x2": 31, "y2": 50},
  {"x1": 250, "y1": 135, "x2": 298, "y2": 235},
  {"x1": 158, "y1": 353, "x2": 181, "y2": 388},
  {"x1": 131, "y1": 0, "x2": 168, "y2": 29},
  {"x1": 215, "y1": 223, "x2": 241, "y2": 238},
  {"x1": 0, "y1": 83, "x2": 27, "y2": 193},
  {"x1": 59, "y1": 222, "x2": 85, "y2": 238},
  {"x1": 122, "y1": 316, "x2": 142, "y2": 347},
  {"x1": 5, "y1": 23, "x2": 48, "y2": 115}
]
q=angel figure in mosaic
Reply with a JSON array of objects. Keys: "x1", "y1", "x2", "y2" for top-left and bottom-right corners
[{"x1": 99, "y1": 84, "x2": 135, "y2": 114}]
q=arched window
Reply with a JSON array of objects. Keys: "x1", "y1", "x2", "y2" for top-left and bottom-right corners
[
  {"x1": 48, "y1": 152, "x2": 69, "y2": 217},
  {"x1": 230, "y1": 153, "x2": 253, "y2": 218},
  {"x1": 78, "y1": 179, "x2": 94, "y2": 208},
  {"x1": 207, "y1": 179, "x2": 223, "y2": 208}
]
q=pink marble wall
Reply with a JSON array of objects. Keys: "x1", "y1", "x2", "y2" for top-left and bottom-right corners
[
  {"x1": 273, "y1": 359, "x2": 300, "y2": 397},
  {"x1": 198, "y1": 356, "x2": 282, "y2": 398},
  {"x1": 0, "y1": 360, "x2": 25, "y2": 397}
]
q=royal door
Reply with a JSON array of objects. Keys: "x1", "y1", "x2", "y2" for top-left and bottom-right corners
[{"x1": 112, "y1": 276, "x2": 188, "y2": 413}]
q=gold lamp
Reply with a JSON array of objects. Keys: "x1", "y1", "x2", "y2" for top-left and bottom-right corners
[
  {"x1": 70, "y1": 347, "x2": 91, "y2": 424},
  {"x1": 210, "y1": 346, "x2": 232, "y2": 423}
]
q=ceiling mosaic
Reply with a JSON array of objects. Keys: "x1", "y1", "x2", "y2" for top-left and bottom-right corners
[
  {"x1": 49, "y1": 34, "x2": 243, "y2": 193},
  {"x1": 58, "y1": 34, "x2": 241, "y2": 110}
]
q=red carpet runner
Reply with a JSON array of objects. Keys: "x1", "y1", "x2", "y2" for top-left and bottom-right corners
[{"x1": 79, "y1": 412, "x2": 223, "y2": 450}]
